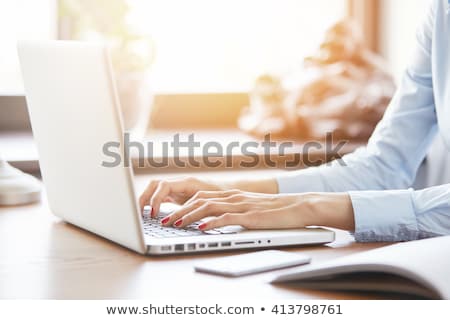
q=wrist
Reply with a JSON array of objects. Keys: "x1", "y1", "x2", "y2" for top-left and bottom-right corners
[{"x1": 303, "y1": 192, "x2": 355, "y2": 231}]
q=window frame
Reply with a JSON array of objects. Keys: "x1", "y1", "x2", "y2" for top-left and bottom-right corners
[{"x1": 347, "y1": 0, "x2": 380, "y2": 52}]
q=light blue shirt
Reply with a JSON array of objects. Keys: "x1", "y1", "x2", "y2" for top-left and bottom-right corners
[{"x1": 277, "y1": 0, "x2": 450, "y2": 242}]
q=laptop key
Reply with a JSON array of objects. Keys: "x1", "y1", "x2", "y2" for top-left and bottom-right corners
[
  {"x1": 203, "y1": 230, "x2": 222, "y2": 235},
  {"x1": 218, "y1": 228, "x2": 238, "y2": 234},
  {"x1": 142, "y1": 216, "x2": 225, "y2": 238}
]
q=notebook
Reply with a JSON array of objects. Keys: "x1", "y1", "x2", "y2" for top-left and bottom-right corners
[{"x1": 271, "y1": 235, "x2": 450, "y2": 299}]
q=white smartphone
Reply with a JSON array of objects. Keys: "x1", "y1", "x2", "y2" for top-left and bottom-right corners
[{"x1": 194, "y1": 250, "x2": 311, "y2": 277}]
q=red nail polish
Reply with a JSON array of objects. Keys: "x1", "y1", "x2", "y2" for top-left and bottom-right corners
[
  {"x1": 161, "y1": 217, "x2": 170, "y2": 224},
  {"x1": 198, "y1": 223, "x2": 207, "y2": 230},
  {"x1": 174, "y1": 219, "x2": 183, "y2": 227}
]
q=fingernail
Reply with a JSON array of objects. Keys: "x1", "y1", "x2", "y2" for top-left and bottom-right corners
[
  {"x1": 174, "y1": 219, "x2": 183, "y2": 227},
  {"x1": 161, "y1": 217, "x2": 170, "y2": 224},
  {"x1": 198, "y1": 223, "x2": 207, "y2": 230}
]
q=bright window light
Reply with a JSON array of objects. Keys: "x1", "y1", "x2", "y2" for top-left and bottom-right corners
[
  {"x1": 0, "y1": 0, "x2": 346, "y2": 95},
  {"x1": 0, "y1": 0, "x2": 56, "y2": 95},
  {"x1": 128, "y1": 0, "x2": 346, "y2": 93}
]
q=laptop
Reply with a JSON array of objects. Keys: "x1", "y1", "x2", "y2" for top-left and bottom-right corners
[{"x1": 17, "y1": 41, "x2": 335, "y2": 255}]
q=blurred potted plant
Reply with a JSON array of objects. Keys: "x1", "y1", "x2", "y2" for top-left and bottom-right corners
[{"x1": 58, "y1": 0, "x2": 155, "y2": 136}]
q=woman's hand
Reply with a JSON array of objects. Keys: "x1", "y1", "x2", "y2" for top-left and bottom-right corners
[
  {"x1": 139, "y1": 177, "x2": 224, "y2": 217},
  {"x1": 139, "y1": 176, "x2": 279, "y2": 217},
  {"x1": 159, "y1": 189, "x2": 355, "y2": 232}
]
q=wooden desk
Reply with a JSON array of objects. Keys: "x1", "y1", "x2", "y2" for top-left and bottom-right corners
[{"x1": 0, "y1": 170, "x2": 391, "y2": 299}]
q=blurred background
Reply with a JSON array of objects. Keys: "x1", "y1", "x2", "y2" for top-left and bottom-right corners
[{"x1": 0, "y1": 0, "x2": 430, "y2": 172}]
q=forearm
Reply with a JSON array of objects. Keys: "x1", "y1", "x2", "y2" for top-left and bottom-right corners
[{"x1": 223, "y1": 180, "x2": 356, "y2": 230}]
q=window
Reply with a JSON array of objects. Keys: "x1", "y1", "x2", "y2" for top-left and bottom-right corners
[
  {"x1": 0, "y1": 0, "x2": 348, "y2": 95},
  {"x1": 123, "y1": 0, "x2": 347, "y2": 93},
  {"x1": 0, "y1": 0, "x2": 56, "y2": 95},
  {"x1": 59, "y1": 0, "x2": 347, "y2": 94},
  {"x1": 0, "y1": 0, "x2": 348, "y2": 130},
  {"x1": 378, "y1": 0, "x2": 429, "y2": 82}
]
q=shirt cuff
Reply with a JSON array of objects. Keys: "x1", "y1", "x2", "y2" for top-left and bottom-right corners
[
  {"x1": 349, "y1": 189, "x2": 419, "y2": 242},
  {"x1": 277, "y1": 167, "x2": 327, "y2": 194}
]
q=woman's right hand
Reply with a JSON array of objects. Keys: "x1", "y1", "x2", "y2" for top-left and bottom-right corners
[
  {"x1": 139, "y1": 176, "x2": 279, "y2": 218},
  {"x1": 139, "y1": 177, "x2": 227, "y2": 217}
]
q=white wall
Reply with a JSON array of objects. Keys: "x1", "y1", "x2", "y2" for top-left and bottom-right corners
[{"x1": 378, "y1": 0, "x2": 430, "y2": 83}]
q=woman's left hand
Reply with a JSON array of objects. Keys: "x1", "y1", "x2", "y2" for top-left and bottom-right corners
[{"x1": 160, "y1": 189, "x2": 355, "y2": 231}]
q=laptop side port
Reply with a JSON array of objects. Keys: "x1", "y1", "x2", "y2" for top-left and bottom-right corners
[
  {"x1": 235, "y1": 241, "x2": 255, "y2": 245},
  {"x1": 174, "y1": 244, "x2": 184, "y2": 251},
  {"x1": 187, "y1": 243, "x2": 196, "y2": 250},
  {"x1": 161, "y1": 245, "x2": 172, "y2": 252},
  {"x1": 221, "y1": 242, "x2": 231, "y2": 247},
  {"x1": 207, "y1": 242, "x2": 219, "y2": 248}
]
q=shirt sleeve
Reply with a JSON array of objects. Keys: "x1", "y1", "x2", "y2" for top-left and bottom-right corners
[
  {"x1": 277, "y1": 0, "x2": 443, "y2": 241},
  {"x1": 350, "y1": 184, "x2": 450, "y2": 242}
]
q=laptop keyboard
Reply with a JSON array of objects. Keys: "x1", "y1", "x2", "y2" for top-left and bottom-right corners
[{"x1": 141, "y1": 207, "x2": 238, "y2": 238}]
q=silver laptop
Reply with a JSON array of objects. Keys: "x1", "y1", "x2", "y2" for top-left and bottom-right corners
[{"x1": 17, "y1": 41, "x2": 334, "y2": 255}]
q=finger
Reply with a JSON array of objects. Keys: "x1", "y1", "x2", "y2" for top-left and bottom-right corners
[
  {"x1": 175, "y1": 201, "x2": 246, "y2": 228},
  {"x1": 164, "y1": 196, "x2": 175, "y2": 203},
  {"x1": 139, "y1": 180, "x2": 160, "y2": 211},
  {"x1": 184, "y1": 189, "x2": 240, "y2": 206},
  {"x1": 161, "y1": 191, "x2": 250, "y2": 226},
  {"x1": 149, "y1": 180, "x2": 191, "y2": 217},
  {"x1": 198, "y1": 213, "x2": 249, "y2": 230},
  {"x1": 202, "y1": 206, "x2": 304, "y2": 230},
  {"x1": 160, "y1": 198, "x2": 209, "y2": 226}
]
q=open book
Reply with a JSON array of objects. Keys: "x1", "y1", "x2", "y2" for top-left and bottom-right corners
[{"x1": 271, "y1": 235, "x2": 450, "y2": 299}]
